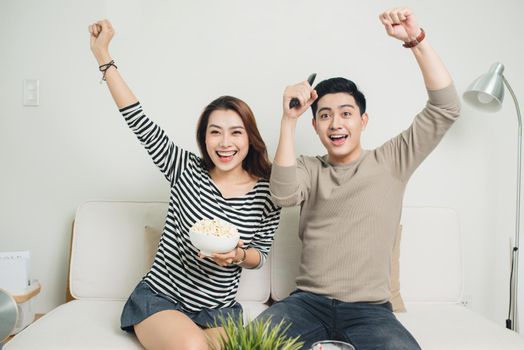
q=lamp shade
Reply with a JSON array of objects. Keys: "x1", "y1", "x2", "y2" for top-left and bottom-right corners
[
  {"x1": 0, "y1": 288, "x2": 18, "y2": 342},
  {"x1": 463, "y1": 62, "x2": 505, "y2": 112}
]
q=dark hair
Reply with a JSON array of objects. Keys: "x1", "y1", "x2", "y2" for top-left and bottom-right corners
[
  {"x1": 196, "y1": 96, "x2": 272, "y2": 180},
  {"x1": 311, "y1": 77, "x2": 366, "y2": 117}
]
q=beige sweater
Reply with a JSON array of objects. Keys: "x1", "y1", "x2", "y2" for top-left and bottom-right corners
[{"x1": 270, "y1": 84, "x2": 461, "y2": 303}]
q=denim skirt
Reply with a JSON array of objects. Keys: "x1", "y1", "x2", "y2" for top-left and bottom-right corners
[{"x1": 120, "y1": 280, "x2": 243, "y2": 332}]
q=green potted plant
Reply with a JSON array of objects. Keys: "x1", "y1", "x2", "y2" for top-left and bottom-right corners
[{"x1": 210, "y1": 314, "x2": 304, "y2": 350}]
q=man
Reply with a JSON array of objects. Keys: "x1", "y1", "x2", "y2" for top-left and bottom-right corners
[{"x1": 255, "y1": 7, "x2": 460, "y2": 350}]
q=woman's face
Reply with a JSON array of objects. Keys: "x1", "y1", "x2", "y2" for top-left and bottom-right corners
[{"x1": 205, "y1": 109, "x2": 249, "y2": 174}]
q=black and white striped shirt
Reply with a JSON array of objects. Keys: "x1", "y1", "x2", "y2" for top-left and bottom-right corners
[{"x1": 120, "y1": 102, "x2": 281, "y2": 312}]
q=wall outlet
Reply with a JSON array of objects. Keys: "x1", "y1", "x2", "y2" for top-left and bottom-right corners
[
  {"x1": 462, "y1": 294, "x2": 473, "y2": 308},
  {"x1": 23, "y1": 79, "x2": 39, "y2": 106}
]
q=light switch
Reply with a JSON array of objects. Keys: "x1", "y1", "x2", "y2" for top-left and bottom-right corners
[{"x1": 23, "y1": 79, "x2": 39, "y2": 106}]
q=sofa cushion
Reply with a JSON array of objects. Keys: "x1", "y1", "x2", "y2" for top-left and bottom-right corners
[
  {"x1": 390, "y1": 225, "x2": 406, "y2": 312},
  {"x1": 399, "y1": 207, "x2": 462, "y2": 303},
  {"x1": 4, "y1": 299, "x2": 269, "y2": 350},
  {"x1": 5, "y1": 301, "x2": 141, "y2": 350},
  {"x1": 269, "y1": 206, "x2": 302, "y2": 302},
  {"x1": 144, "y1": 225, "x2": 162, "y2": 270},
  {"x1": 70, "y1": 201, "x2": 168, "y2": 300},
  {"x1": 396, "y1": 303, "x2": 524, "y2": 349}
]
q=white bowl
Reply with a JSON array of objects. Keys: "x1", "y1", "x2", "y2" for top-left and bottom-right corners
[
  {"x1": 189, "y1": 230, "x2": 239, "y2": 256},
  {"x1": 311, "y1": 341, "x2": 355, "y2": 350}
]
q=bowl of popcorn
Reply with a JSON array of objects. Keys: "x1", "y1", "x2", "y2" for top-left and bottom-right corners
[{"x1": 189, "y1": 218, "x2": 240, "y2": 256}]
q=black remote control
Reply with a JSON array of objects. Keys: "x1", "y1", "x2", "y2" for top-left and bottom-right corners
[{"x1": 289, "y1": 73, "x2": 317, "y2": 109}]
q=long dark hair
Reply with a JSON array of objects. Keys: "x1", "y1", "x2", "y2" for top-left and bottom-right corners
[{"x1": 196, "y1": 96, "x2": 272, "y2": 180}]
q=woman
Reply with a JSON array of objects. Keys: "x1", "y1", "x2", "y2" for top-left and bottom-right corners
[{"x1": 88, "y1": 20, "x2": 280, "y2": 350}]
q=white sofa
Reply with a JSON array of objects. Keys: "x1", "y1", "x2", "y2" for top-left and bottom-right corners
[{"x1": 5, "y1": 201, "x2": 524, "y2": 349}]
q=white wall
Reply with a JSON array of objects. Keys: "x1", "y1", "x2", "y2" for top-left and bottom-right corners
[{"x1": 1, "y1": 0, "x2": 523, "y2": 329}]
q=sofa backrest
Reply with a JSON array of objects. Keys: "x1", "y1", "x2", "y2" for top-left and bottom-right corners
[
  {"x1": 398, "y1": 207, "x2": 463, "y2": 303},
  {"x1": 270, "y1": 206, "x2": 463, "y2": 304},
  {"x1": 69, "y1": 201, "x2": 270, "y2": 304},
  {"x1": 70, "y1": 202, "x2": 462, "y2": 305}
]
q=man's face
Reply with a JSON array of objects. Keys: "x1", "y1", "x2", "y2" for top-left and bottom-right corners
[{"x1": 312, "y1": 92, "x2": 368, "y2": 164}]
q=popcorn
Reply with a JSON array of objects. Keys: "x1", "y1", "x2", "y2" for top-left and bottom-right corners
[{"x1": 190, "y1": 218, "x2": 238, "y2": 238}]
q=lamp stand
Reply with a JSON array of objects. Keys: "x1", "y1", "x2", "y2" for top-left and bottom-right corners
[{"x1": 504, "y1": 76, "x2": 521, "y2": 332}]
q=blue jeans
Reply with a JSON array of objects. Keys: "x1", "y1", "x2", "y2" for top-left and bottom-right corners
[{"x1": 255, "y1": 290, "x2": 421, "y2": 350}]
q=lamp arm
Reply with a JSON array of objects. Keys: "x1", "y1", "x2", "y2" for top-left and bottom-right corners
[
  {"x1": 503, "y1": 75, "x2": 521, "y2": 331},
  {"x1": 503, "y1": 76, "x2": 522, "y2": 250}
]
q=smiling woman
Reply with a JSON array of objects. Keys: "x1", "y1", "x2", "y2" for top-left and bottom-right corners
[{"x1": 88, "y1": 19, "x2": 281, "y2": 350}]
